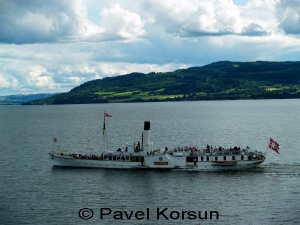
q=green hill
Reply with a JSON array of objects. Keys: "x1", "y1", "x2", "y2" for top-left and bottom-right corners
[
  {"x1": 0, "y1": 93, "x2": 57, "y2": 105},
  {"x1": 24, "y1": 61, "x2": 300, "y2": 104}
]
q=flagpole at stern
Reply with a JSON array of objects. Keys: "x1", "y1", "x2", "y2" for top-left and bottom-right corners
[{"x1": 265, "y1": 142, "x2": 268, "y2": 157}]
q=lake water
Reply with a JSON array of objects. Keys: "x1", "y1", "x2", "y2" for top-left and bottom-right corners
[{"x1": 0, "y1": 100, "x2": 300, "y2": 225}]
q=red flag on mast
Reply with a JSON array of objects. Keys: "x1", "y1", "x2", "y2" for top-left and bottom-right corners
[
  {"x1": 105, "y1": 112, "x2": 112, "y2": 117},
  {"x1": 103, "y1": 112, "x2": 111, "y2": 135},
  {"x1": 269, "y1": 138, "x2": 280, "y2": 154}
]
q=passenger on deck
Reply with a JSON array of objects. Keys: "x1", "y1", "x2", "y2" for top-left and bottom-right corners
[
  {"x1": 164, "y1": 147, "x2": 168, "y2": 154},
  {"x1": 125, "y1": 147, "x2": 128, "y2": 152}
]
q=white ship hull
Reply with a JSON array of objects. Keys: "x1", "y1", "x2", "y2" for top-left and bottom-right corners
[{"x1": 49, "y1": 151, "x2": 265, "y2": 171}]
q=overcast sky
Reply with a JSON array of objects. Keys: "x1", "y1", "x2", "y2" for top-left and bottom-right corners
[{"x1": 1, "y1": 0, "x2": 300, "y2": 95}]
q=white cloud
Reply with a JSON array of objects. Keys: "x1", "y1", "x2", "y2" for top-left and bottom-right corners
[
  {"x1": 0, "y1": 75, "x2": 12, "y2": 88},
  {"x1": 96, "y1": 62, "x2": 188, "y2": 77},
  {"x1": 25, "y1": 66, "x2": 54, "y2": 88},
  {"x1": 141, "y1": 0, "x2": 269, "y2": 37},
  {"x1": 95, "y1": 3, "x2": 147, "y2": 41}
]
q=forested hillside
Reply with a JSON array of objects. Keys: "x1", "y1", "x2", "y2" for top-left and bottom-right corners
[{"x1": 24, "y1": 61, "x2": 300, "y2": 104}]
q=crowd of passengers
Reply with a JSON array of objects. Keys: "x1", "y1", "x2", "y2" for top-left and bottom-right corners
[
  {"x1": 69, "y1": 142, "x2": 251, "y2": 159},
  {"x1": 205, "y1": 145, "x2": 248, "y2": 152},
  {"x1": 72, "y1": 153, "x2": 127, "y2": 161},
  {"x1": 73, "y1": 154, "x2": 102, "y2": 160},
  {"x1": 71, "y1": 141, "x2": 141, "y2": 160},
  {"x1": 173, "y1": 145, "x2": 250, "y2": 155}
]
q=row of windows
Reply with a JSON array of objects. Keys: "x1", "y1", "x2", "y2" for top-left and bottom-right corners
[
  {"x1": 102, "y1": 155, "x2": 144, "y2": 162},
  {"x1": 200, "y1": 155, "x2": 245, "y2": 161}
]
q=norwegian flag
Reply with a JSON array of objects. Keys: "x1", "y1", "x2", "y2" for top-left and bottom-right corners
[{"x1": 269, "y1": 138, "x2": 280, "y2": 154}]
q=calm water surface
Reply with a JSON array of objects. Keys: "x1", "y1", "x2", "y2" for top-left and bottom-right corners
[{"x1": 0, "y1": 100, "x2": 300, "y2": 225}]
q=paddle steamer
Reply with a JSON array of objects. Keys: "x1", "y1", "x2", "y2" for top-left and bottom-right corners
[{"x1": 49, "y1": 114, "x2": 266, "y2": 170}]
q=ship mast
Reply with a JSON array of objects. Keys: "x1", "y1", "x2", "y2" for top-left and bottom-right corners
[
  {"x1": 103, "y1": 111, "x2": 107, "y2": 152},
  {"x1": 103, "y1": 111, "x2": 112, "y2": 152}
]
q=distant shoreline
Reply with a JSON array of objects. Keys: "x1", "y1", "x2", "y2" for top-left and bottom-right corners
[{"x1": 18, "y1": 96, "x2": 300, "y2": 105}]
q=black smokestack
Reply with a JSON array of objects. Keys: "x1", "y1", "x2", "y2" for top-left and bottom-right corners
[{"x1": 144, "y1": 121, "x2": 150, "y2": 131}]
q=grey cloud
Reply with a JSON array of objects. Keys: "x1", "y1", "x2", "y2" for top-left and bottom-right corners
[
  {"x1": 162, "y1": 24, "x2": 267, "y2": 38},
  {"x1": 178, "y1": 29, "x2": 234, "y2": 38},
  {"x1": 0, "y1": 0, "x2": 147, "y2": 44},
  {"x1": 280, "y1": 13, "x2": 300, "y2": 35},
  {"x1": 0, "y1": 0, "x2": 82, "y2": 44},
  {"x1": 276, "y1": 0, "x2": 300, "y2": 35},
  {"x1": 241, "y1": 23, "x2": 268, "y2": 36}
]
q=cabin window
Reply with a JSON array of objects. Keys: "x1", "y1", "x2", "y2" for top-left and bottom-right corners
[
  {"x1": 232, "y1": 156, "x2": 235, "y2": 160},
  {"x1": 241, "y1": 156, "x2": 244, "y2": 160},
  {"x1": 185, "y1": 156, "x2": 194, "y2": 162},
  {"x1": 129, "y1": 156, "x2": 141, "y2": 162},
  {"x1": 113, "y1": 156, "x2": 116, "y2": 161},
  {"x1": 215, "y1": 157, "x2": 218, "y2": 161},
  {"x1": 130, "y1": 156, "x2": 135, "y2": 162},
  {"x1": 206, "y1": 157, "x2": 209, "y2": 161},
  {"x1": 223, "y1": 156, "x2": 226, "y2": 160},
  {"x1": 126, "y1": 156, "x2": 129, "y2": 161},
  {"x1": 201, "y1": 157, "x2": 204, "y2": 161},
  {"x1": 108, "y1": 156, "x2": 112, "y2": 160}
]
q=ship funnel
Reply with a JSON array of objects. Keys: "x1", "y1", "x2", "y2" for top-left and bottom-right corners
[
  {"x1": 144, "y1": 121, "x2": 150, "y2": 131},
  {"x1": 143, "y1": 121, "x2": 151, "y2": 152}
]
